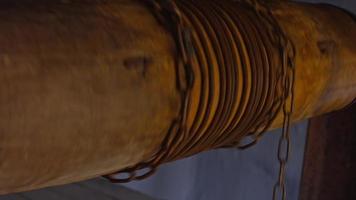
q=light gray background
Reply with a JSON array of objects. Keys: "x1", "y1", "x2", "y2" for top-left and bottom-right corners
[
  {"x1": 124, "y1": 122, "x2": 308, "y2": 200},
  {"x1": 0, "y1": 179, "x2": 157, "y2": 200}
]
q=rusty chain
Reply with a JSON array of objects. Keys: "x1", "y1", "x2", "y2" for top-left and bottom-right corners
[
  {"x1": 105, "y1": 1, "x2": 296, "y2": 200},
  {"x1": 242, "y1": 1, "x2": 296, "y2": 200}
]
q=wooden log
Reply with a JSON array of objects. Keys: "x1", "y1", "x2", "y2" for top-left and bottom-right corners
[
  {"x1": 270, "y1": 2, "x2": 356, "y2": 127},
  {"x1": 0, "y1": 0, "x2": 180, "y2": 194},
  {"x1": 0, "y1": 0, "x2": 354, "y2": 194}
]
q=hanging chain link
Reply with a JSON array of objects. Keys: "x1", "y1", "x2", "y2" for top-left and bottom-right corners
[
  {"x1": 273, "y1": 45, "x2": 295, "y2": 200},
  {"x1": 271, "y1": 10, "x2": 296, "y2": 200},
  {"x1": 272, "y1": 57, "x2": 295, "y2": 200},
  {"x1": 240, "y1": 1, "x2": 296, "y2": 200},
  {"x1": 266, "y1": 7, "x2": 295, "y2": 200},
  {"x1": 106, "y1": 2, "x2": 296, "y2": 200}
]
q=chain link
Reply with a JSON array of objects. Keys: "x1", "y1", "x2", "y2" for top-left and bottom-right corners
[
  {"x1": 239, "y1": 1, "x2": 296, "y2": 200},
  {"x1": 273, "y1": 19, "x2": 296, "y2": 200},
  {"x1": 105, "y1": 3, "x2": 296, "y2": 200}
]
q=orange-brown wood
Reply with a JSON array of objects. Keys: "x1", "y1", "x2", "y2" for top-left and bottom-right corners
[
  {"x1": 0, "y1": 0, "x2": 180, "y2": 194},
  {"x1": 0, "y1": 0, "x2": 354, "y2": 194},
  {"x1": 270, "y1": 2, "x2": 356, "y2": 128}
]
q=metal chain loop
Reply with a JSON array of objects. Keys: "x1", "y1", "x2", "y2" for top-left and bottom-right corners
[
  {"x1": 104, "y1": 0, "x2": 195, "y2": 183},
  {"x1": 105, "y1": 3, "x2": 296, "y2": 200},
  {"x1": 234, "y1": 1, "x2": 296, "y2": 200}
]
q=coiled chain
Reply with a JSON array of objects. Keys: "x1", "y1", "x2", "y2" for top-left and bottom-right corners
[{"x1": 105, "y1": 1, "x2": 296, "y2": 200}]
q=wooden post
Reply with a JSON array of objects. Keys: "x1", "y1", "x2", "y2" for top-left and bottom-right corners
[{"x1": 300, "y1": 104, "x2": 356, "y2": 200}]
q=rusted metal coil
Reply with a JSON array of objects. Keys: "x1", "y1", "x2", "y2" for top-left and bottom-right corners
[
  {"x1": 105, "y1": 0, "x2": 296, "y2": 189},
  {"x1": 0, "y1": 0, "x2": 355, "y2": 195}
]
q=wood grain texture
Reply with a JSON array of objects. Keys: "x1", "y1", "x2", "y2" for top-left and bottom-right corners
[
  {"x1": 0, "y1": 0, "x2": 355, "y2": 195},
  {"x1": 0, "y1": 0, "x2": 180, "y2": 194},
  {"x1": 270, "y1": 1, "x2": 356, "y2": 128}
]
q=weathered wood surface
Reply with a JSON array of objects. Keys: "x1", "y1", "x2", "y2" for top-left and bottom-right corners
[
  {"x1": 270, "y1": 1, "x2": 356, "y2": 127},
  {"x1": 0, "y1": 0, "x2": 355, "y2": 194},
  {"x1": 0, "y1": 0, "x2": 180, "y2": 194}
]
